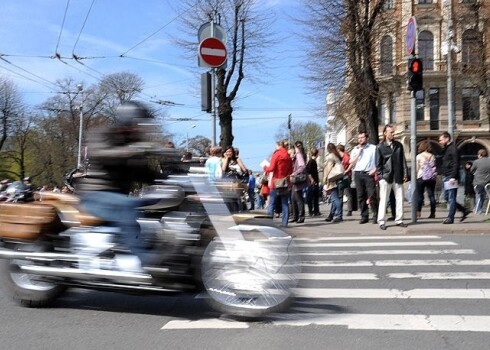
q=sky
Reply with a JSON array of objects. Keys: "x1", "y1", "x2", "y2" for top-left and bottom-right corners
[{"x1": 0, "y1": 0, "x2": 324, "y2": 170}]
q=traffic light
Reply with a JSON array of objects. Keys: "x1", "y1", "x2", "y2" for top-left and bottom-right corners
[{"x1": 408, "y1": 57, "x2": 423, "y2": 92}]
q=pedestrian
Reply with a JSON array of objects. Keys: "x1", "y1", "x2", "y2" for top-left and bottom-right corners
[
  {"x1": 337, "y1": 144, "x2": 353, "y2": 217},
  {"x1": 264, "y1": 140, "x2": 293, "y2": 227},
  {"x1": 349, "y1": 131, "x2": 378, "y2": 224},
  {"x1": 438, "y1": 131, "x2": 471, "y2": 224},
  {"x1": 323, "y1": 143, "x2": 344, "y2": 223},
  {"x1": 471, "y1": 148, "x2": 490, "y2": 214},
  {"x1": 204, "y1": 146, "x2": 223, "y2": 181},
  {"x1": 306, "y1": 148, "x2": 321, "y2": 217},
  {"x1": 247, "y1": 170, "x2": 256, "y2": 210},
  {"x1": 375, "y1": 124, "x2": 409, "y2": 230},
  {"x1": 415, "y1": 140, "x2": 437, "y2": 219},
  {"x1": 290, "y1": 141, "x2": 308, "y2": 223},
  {"x1": 464, "y1": 161, "x2": 475, "y2": 211}
]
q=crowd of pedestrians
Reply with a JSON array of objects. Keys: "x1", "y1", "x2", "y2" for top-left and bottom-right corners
[{"x1": 252, "y1": 127, "x2": 490, "y2": 229}]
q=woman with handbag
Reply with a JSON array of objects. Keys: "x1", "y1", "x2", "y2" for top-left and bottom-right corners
[
  {"x1": 263, "y1": 140, "x2": 294, "y2": 227},
  {"x1": 290, "y1": 141, "x2": 308, "y2": 223},
  {"x1": 323, "y1": 143, "x2": 345, "y2": 222}
]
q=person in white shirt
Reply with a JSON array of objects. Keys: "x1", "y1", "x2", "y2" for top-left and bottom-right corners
[{"x1": 349, "y1": 131, "x2": 378, "y2": 224}]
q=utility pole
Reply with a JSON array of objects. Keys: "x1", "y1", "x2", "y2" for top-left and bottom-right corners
[
  {"x1": 445, "y1": 0, "x2": 455, "y2": 140},
  {"x1": 76, "y1": 84, "x2": 84, "y2": 170}
]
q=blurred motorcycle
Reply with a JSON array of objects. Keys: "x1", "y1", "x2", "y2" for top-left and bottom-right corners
[
  {"x1": 0, "y1": 166, "x2": 299, "y2": 318},
  {"x1": 0, "y1": 181, "x2": 34, "y2": 203}
]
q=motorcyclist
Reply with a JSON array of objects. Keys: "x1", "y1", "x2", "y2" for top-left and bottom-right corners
[{"x1": 78, "y1": 101, "x2": 161, "y2": 267}]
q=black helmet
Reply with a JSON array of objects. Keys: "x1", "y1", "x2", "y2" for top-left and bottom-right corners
[{"x1": 115, "y1": 101, "x2": 153, "y2": 128}]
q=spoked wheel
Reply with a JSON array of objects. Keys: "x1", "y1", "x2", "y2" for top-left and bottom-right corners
[
  {"x1": 0, "y1": 244, "x2": 66, "y2": 307},
  {"x1": 201, "y1": 229, "x2": 300, "y2": 318}
]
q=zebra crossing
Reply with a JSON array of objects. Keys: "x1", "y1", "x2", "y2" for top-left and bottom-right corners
[{"x1": 162, "y1": 234, "x2": 490, "y2": 332}]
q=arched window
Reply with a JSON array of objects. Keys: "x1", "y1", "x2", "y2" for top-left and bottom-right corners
[
  {"x1": 418, "y1": 31, "x2": 434, "y2": 71},
  {"x1": 462, "y1": 29, "x2": 480, "y2": 68},
  {"x1": 380, "y1": 36, "x2": 393, "y2": 76}
]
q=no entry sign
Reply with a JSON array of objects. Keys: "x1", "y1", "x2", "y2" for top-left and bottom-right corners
[{"x1": 199, "y1": 37, "x2": 227, "y2": 68}]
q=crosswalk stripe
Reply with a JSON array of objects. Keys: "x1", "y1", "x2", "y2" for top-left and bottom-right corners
[
  {"x1": 162, "y1": 314, "x2": 490, "y2": 332},
  {"x1": 298, "y1": 273, "x2": 378, "y2": 280},
  {"x1": 293, "y1": 288, "x2": 490, "y2": 299},
  {"x1": 293, "y1": 235, "x2": 441, "y2": 241},
  {"x1": 388, "y1": 272, "x2": 490, "y2": 279},
  {"x1": 299, "y1": 258, "x2": 490, "y2": 267},
  {"x1": 271, "y1": 314, "x2": 490, "y2": 332},
  {"x1": 299, "y1": 249, "x2": 475, "y2": 256},
  {"x1": 296, "y1": 241, "x2": 457, "y2": 248}
]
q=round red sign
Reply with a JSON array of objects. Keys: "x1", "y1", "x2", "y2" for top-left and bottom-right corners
[{"x1": 199, "y1": 37, "x2": 227, "y2": 67}]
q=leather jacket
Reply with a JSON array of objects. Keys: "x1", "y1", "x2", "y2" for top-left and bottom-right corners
[{"x1": 376, "y1": 141, "x2": 408, "y2": 184}]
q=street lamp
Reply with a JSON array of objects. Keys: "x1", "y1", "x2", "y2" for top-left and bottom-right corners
[
  {"x1": 76, "y1": 84, "x2": 83, "y2": 170},
  {"x1": 186, "y1": 124, "x2": 197, "y2": 151}
]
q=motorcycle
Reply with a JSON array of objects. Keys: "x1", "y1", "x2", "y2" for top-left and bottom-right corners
[{"x1": 0, "y1": 168, "x2": 300, "y2": 318}]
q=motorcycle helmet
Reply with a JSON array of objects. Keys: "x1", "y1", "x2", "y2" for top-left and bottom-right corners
[{"x1": 115, "y1": 101, "x2": 153, "y2": 128}]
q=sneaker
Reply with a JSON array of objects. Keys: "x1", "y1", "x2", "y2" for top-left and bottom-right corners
[
  {"x1": 379, "y1": 224, "x2": 387, "y2": 230},
  {"x1": 442, "y1": 219, "x2": 454, "y2": 224},
  {"x1": 396, "y1": 223, "x2": 408, "y2": 228},
  {"x1": 332, "y1": 217, "x2": 342, "y2": 223},
  {"x1": 460, "y1": 210, "x2": 471, "y2": 222},
  {"x1": 359, "y1": 218, "x2": 369, "y2": 224}
]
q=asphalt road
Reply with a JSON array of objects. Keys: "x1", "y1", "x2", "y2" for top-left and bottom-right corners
[{"x1": 1, "y1": 233, "x2": 490, "y2": 350}]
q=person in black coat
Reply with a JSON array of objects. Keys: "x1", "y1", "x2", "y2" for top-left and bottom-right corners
[
  {"x1": 438, "y1": 132, "x2": 470, "y2": 224},
  {"x1": 464, "y1": 161, "x2": 475, "y2": 211},
  {"x1": 376, "y1": 124, "x2": 409, "y2": 230}
]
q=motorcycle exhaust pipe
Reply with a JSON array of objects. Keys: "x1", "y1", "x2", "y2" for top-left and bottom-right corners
[
  {"x1": 0, "y1": 249, "x2": 79, "y2": 262},
  {"x1": 19, "y1": 265, "x2": 154, "y2": 284}
]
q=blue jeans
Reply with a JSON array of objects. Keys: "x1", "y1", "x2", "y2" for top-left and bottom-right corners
[
  {"x1": 267, "y1": 189, "x2": 290, "y2": 227},
  {"x1": 443, "y1": 177, "x2": 466, "y2": 221},
  {"x1": 474, "y1": 185, "x2": 487, "y2": 214},
  {"x1": 80, "y1": 192, "x2": 155, "y2": 265},
  {"x1": 328, "y1": 187, "x2": 342, "y2": 219}
]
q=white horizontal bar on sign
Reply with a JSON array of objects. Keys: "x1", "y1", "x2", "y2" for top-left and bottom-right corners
[
  {"x1": 162, "y1": 318, "x2": 248, "y2": 330},
  {"x1": 272, "y1": 313, "x2": 490, "y2": 332},
  {"x1": 388, "y1": 272, "x2": 490, "y2": 280},
  {"x1": 296, "y1": 241, "x2": 457, "y2": 248},
  {"x1": 293, "y1": 235, "x2": 441, "y2": 241},
  {"x1": 300, "y1": 258, "x2": 489, "y2": 267},
  {"x1": 201, "y1": 48, "x2": 226, "y2": 57},
  {"x1": 298, "y1": 273, "x2": 378, "y2": 280},
  {"x1": 293, "y1": 288, "x2": 490, "y2": 299},
  {"x1": 299, "y1": 249, "x2": 476, "y2": 256}
]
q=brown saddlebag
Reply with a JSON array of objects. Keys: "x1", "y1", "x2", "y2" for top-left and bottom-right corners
[{"x1": 0, "y1": 202, "x2": 59, "y2": 240}]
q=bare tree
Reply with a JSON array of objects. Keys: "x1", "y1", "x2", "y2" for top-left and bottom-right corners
[
  {"x1": 275, "y1": 121, "x2": 324, "y2": 156},
  {"x1": 176, "y1": 0, "x2": 276, "y2": 148},
  {"x1": 0, "y1": 77, "x2": 23, "y2": 152},
  {"x1": 299, "y1": 0, "x2": 388, "y2": 144}
]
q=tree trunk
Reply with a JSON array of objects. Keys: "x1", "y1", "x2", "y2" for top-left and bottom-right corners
[{"x1": 218, "y1": 100, "x2": 233, "y2": 148}]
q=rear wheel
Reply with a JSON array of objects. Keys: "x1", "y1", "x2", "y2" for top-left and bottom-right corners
[
  {"x1": 0, "y1": 244, "x2": 66, "y2": 307},
  {"x1": 201, "y1": 227, "x2": 300, "y2": 318}
]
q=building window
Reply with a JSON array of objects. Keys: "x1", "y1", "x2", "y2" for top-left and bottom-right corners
[
  {"x1": 462, "y1": 29, "x2": 480, "y2": 69},
  {"x1": 429, "y1": 88, "x2": 439, "y2": 130},
  {"x1": 379, "y1": 99, "x2": 386, "y2": 125},
  {"x1": 416, "y1": 90, "x2": 425, "y2": 121},
  {"x1": 418, "y1": 0, "x2": 433, "y2": 3},
  {"x1": 462, "y1": 87, "x2": 480, "y2": 120},
  {"x1": 390, "y1": 95, "x2": 396, "y2": 124},
  {"x1": 382, "y1": 0, "x2": 395, "y2": 10},
  {"x1": 418, "y1": 31, "x2": 434, "y2": 71},
  {"x1": 380, "y1": 36, "x2": 393, "y2": 76}
]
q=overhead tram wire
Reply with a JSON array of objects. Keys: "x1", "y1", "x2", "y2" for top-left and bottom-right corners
[
  {"x1": 0, "y1": 62, "x2": 57, "y2": 91},
  {"x1": 0, "y1": 56, "x2": 59, "y2": 90},
  {"x1": 71, "y1": 0, "x2": 96, "y2": 55},
  {"x1": 118, "y1": 3, "x2": 194, "y2": 58},
  {"x1": 54, "y1": 0, "x2": 71, "y2": 56}
]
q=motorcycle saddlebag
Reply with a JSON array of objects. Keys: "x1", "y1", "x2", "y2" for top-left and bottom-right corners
[{"x1": 0, "y1": 202, "x2": 59, "y2": 240}]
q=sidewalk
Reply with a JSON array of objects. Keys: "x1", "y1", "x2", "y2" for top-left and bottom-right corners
[{"x1": 248, "y1": 202, "x2": 489, "y2": 237}]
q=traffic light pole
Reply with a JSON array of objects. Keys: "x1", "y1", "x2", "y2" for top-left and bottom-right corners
[{"x1": 410, "y1": 91, "x2": 418, "y2": 224}]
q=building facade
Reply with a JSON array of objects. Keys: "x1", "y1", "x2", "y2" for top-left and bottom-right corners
[{"x1": 344, "y1": 0, "x2": 489, "y2": 166}]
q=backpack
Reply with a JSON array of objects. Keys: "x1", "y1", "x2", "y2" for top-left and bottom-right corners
[{"x1": 421, "y1": 156, "x2": 437, "y2": 181}]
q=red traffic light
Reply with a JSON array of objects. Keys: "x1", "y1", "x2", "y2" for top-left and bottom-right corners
[{"x1": 409, "y1": 58, "x2": 423, "y2": 74}]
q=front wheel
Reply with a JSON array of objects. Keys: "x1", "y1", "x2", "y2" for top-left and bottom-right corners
[
  {"x1": 0, "y1": 244, "x2": 66, "y2": 307},
  {"x1": 201, "y1": 227, "x2": 300, "y2": 318}
]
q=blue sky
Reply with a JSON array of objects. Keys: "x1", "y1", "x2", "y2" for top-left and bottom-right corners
[{"x1": 0, "y1": 0, "x2": 324, "y2": 170}]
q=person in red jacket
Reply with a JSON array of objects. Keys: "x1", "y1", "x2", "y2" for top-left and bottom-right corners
[{"x1": 264, "y1": 140, "x2": 294, "y2": 227}]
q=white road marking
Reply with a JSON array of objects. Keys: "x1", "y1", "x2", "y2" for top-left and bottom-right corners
[
  {"x1": 388, "y1": 272, "x2": 490, "y2": 280},
  {"x1": 293, "y1": 288, "x2": 490, "y2": 299},
  {"x1": 271, "y1": 313, "x2": 490, "y2": 332},
  {"x1": 299, "y1": 249, "x2": 475, "y2": 256},
  {"x1": 293, "y1": 235, "x2": 441, "y2": 241},
  {"x1": 298, "y1": 273, "x2": 378, "y2": 280},
  {"x1": 162, "y1": 318, "x2": 249, "y2": 329},
  {"x1": 300, "y1": 258, "x2": 489, "y2": 267},
  {"x1": 296, "y1": 241, "x2": 457, "y2": 248}
]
